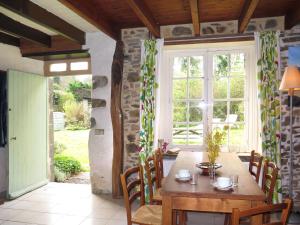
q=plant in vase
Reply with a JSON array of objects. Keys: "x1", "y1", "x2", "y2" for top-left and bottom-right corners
[{"x1": 205, "y1": 130, "x2": 225, "y2": 179}]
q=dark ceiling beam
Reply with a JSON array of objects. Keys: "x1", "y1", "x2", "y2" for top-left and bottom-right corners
[
  {"x1": 238, "y1": 0, "x2": 261, "y2": 33},
  {"x1": 189, "y1": 0, "x2": 200, "y2": 36},
  {"x1": 0, "y1": 0, "x2": 85, "y2": 45},
  {"x1": 0, "y1": 32, "x2": 20, "y2": 47},
  {"x1": 0, "y1": 13, "x2": 51, "y2": 47},
  {"x1": 125, "y1": 0, "x2": 160, "y2": 37},
  {"x1": 285, "y1": 5, "x2": 300, "y2": 30},
  {"x1": 58, "y1": 0, "x2": 119, "y2": 40}
]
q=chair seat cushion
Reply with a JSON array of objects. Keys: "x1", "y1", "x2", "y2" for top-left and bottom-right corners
[
  {"x1": 153, "y1": 188, "x2": 162, "y2": 202},
  {"x1": 132, "y1": 205, "x2": 162, "y2": 225}
]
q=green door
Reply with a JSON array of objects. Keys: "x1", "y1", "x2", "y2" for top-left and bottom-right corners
[{"x1": 8, "y1": 70, "x2": 48, "y2": 199}]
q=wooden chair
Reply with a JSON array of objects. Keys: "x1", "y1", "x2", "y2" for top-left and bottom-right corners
[
  {"x1": 262, "y1": 159, "x2": 279, "y2": 204},
  {"x1": 154, "y1": 148, "x2": 164, "y2": 188},
  {"x1": 145, "y1": 156, "x2": 162, "y2": 204},
  {"x1": 231, "y1": 198, "x2": 292, "y2": 225},
  {"x1": 249, "y1": 150, "x2": 264, "y2": 183},
  {"x1": 120, "y1": 166, "x2": 162, "y2": 225}
]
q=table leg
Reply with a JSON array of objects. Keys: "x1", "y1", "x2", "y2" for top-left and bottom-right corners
[
  {"x1": 250, "y1": 201, "x2": 264, "y2": 225},
  {"x1": 162, "y1": 196, "x2": 172, "y2": 225}
]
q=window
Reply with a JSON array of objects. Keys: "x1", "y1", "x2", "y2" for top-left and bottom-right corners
[
  {"x1": 45, "y1": 58, "x2": 91, "y2": 76},
  {"x1": 160, "y1": 42, "x2": 258, "y2": 153}
]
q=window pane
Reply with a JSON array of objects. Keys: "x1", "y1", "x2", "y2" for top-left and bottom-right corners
[
  {"x1": 189, "y1": 79, "x2": 203, "y2": 99},
  {"x1": 190, "y1": 56, "x2": 203, "y2": 77},
  {"x1": 230, "y1": 101, "x2": 244, "y2": 122},
  {"x1": 213, "y1": 77, "x2": 228, "y2": 99},
  {"x1": 173, "y1": 124, "x2": 188, "y2": 145},
  {"x1": 230, "y1": 53, "x2": 245, "y2": 76},
  {"x1": 189, "y1": 101, "x2": 203, "y2": 122},
  {"x1": 188, "y1": 127, "x2": 203, "y2": 145},
  {"x1": 50, "y1": 63, "x2": 67, "y2": 72},
  {"x1": 173, "y1": 101, "x2": 187, "y2": 122},
  {"x1": 70, "y1": 61, "x2": 89, "y2": 71},
  {"x1": 214, "y1": 54, "x2": 229, "y2": 78},
  {"x1": 229, "y1": 124, "x2": 245, "y2": 147},
  {"x1": 173, "y1": 79, "x2": 187, "y2": 99},
  {"x1": 173, "y1": 57, "x2": 188, "y2": 78},
  {"x1": 213, "y1": 101, "x2": 227, "y2": 121},
  {"x1": 230, "y1": 76, "x2": 244, "y2": 98}
]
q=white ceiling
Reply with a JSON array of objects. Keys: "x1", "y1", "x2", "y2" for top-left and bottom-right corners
[{"x1": 0, "y1": 0, "x2": 99, "y2": 36}]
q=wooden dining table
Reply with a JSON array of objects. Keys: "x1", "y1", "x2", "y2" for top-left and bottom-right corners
[{"x1": 161, "y1": 151, "x2": 266, "y2": 225}]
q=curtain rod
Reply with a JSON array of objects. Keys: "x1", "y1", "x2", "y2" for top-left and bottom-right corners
[{"x1": 164, "y1": 33, "x2": 254, "y2": 45}]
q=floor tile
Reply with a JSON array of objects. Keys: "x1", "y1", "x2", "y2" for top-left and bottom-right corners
[
  {"x1": 80, "y1": 218, "x2": 110, "y2": 225},
  {"x1": 1, "y1": 221, "x2": 33, "y2": 225},
  {"x1": 0, "y1": 209, "x2": 23, "y2": 220},
  {"x1": 12, "y1": 211, "x2": 62, "y2": 225},
  {"x1": 88, "y1": 207, "x2": 118, "y2": 219},
  {"x1": 8, "y1": 201, "x2": 55, "y2": 213},
  {"x1": 54, "y1": 215, "x2": 85, "y2": 225}
]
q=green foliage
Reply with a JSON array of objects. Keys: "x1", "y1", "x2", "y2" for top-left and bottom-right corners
[
  {"x1": 53, "y1": 83, "x2": 75, "y2": 112},
  {"x1": 63, "y1": 100, "x2": 90, "y2": 130},
  {"x1": 257, "y1": 31, "x2": 281, "y2": 203},
  {"x1": 54, "y1": 154, "x2": 81, "y2": 175},
  {"x1": 68, "y1": 80, "x2": 91, "y2": 102},
  {"x1": 54, "y1": 141, "x2": 67, "y2": 154},
  {"x1": 54, "y1": 166, "x2": 69, "y2": 182}
]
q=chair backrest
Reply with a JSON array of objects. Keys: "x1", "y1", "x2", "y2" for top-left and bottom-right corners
[
  {"x1": 249, "y1": 150, "x2": 264, "y2": 183},
  {"x1": 145, "y1": 156, "x2": 159, "y2": 204},
  {"x1": 225, "y1": 114, "x2": 238, "y2": 124},
  {"x1": 262, "y1": 159, "x2": 279, "y2": 204},
  {"x1": 120, "y1": 166, "x2": 145, "y2": 225},
  {"x1": 154, "y1": 148, "x2": 164, "y2": 188},
  {"x1": 231, "y1": 198, "x2": 292, "y2": 225}
]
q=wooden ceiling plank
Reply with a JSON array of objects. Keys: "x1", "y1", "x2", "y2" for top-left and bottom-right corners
[
  {"x1": 58, "y1": 0, "x2": 119, "y2": 40},
  {"x1": 0, "y1": 0, "x2": 85, "y2": 44},
  {"x1": 239, "y1": 0, "x2": 261, "y2": 33},
  {"x1": 189, "y1": 0, "x2": 200, "y2": 36},
  {"x1": 285, "y1": 5, "x2": 300, "y2": 30},
  {"x1": 0, "y1": 31, "x2": 20, "y2": 47},
  {"x1": 0, "y1": 12, "x2": 51, "y2": 47},
  {"x1": 125, "y1": 0, "x2": 160, "y2": 37}
]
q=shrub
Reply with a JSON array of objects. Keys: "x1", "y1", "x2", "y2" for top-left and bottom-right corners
[
  {"x1": 54, "y1": 141, "x2": 67, "y2": 154},
  {"x1": 53, "y1": 89, "x2": 75, "y2": 112},
  {"x1": 54, "y1": 154, "x2": 82, "y2": 175},
  {"x1": 63, "y1": 100, "x2": 90, "y2": 130},
  {"x1": 67, "y1": 80, "x2": 91, "y2": 102},
  {"x1": 54, "y1": 166, "x2": 69, "y2": 182}
]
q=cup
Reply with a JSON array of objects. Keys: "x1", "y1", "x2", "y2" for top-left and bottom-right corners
[
  {"x1": 230, "y1": 175, "x2": 239, "y2": 187},
  {"x1": 178, "y1": 169, "x2": 190, "y2": 178},
  {"x1": 217, "y1": 177, "x2": 231, "y2": 188}
]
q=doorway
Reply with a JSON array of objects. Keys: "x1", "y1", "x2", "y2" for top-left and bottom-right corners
[{"x1": 51, "y1": 75, "x2": 92, "y2": 184}]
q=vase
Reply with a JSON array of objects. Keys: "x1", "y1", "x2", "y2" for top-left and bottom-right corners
[{"x1": 208, "y1": 163, "x2": 216, "y2": 180}]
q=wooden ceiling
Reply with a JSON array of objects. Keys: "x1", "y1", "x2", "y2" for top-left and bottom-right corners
[{"x1": 59, "y1": 0, "x2": 300, "y2": 39}]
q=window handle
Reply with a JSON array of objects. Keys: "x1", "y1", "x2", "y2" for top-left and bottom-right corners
[{"x1": 10, "y1": 137, "x2": 16, "y2": 141}]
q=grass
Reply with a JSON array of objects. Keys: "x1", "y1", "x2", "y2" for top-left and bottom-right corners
[{"x1": 54, "y1": 129, "x2": 90, "y2": 171}]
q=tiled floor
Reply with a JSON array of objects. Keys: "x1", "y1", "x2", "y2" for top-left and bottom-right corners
[{"x1": 0, "y1": 182, "x2": 225, "y2": 225}]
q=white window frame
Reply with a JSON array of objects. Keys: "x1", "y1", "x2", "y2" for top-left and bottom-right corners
[{"x1": 159, "y1": 42, "x2": 257, "y2": 153}]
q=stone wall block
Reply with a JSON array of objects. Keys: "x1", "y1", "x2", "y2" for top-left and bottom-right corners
[
  {"x1": 93, "y1": 76, "x2": 108, "y2": 89},
  {"x1": 92, "y1": 99, "x2": 106, "y2": 108}
]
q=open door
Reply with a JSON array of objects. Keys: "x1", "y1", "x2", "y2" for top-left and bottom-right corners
[{"x1": 8, "y1": 70, "x2": 48, "y2": 199}]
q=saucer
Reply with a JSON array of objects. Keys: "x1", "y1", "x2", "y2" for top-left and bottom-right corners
[
  {"x1": 212, "y1": 182, "x2": 233, "y2": 191},
  {"x1": 175, "y1": 174, "x2": 191, "y2": 182}
]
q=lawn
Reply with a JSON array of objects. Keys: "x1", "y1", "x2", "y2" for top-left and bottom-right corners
[{"x1": 54, "y1": 129, "x2": 90, "y2": 171}]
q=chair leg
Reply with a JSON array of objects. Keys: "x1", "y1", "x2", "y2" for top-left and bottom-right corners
[
  {"x1": 178, "y1": 211, "x2": 187, "y2": 225},
  {"x1": 224, "y1": 214, "x2": 231, "y2": 225}
]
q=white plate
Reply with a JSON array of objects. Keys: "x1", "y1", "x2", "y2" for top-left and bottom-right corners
[
  {"x1": 175, "y1": 174, "x2": 191, "y2": 181},
  {"x1": 212, "y1": 182, "x2": 233, "y2": 191}
]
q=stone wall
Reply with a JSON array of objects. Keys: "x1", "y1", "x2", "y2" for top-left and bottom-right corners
[
  {"x1": 122, "y1": 28, "x2": 149, "y2": 169},
  {"x1": 279, "y1": 24, "x2": 300, "y2": 211}
]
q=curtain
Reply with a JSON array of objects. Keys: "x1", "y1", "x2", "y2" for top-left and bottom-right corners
[
  {"x1": 0, "y1": 74, "x2": 7, "y2": 147},
  {"x1": 256, "y1": 31, "x2": 281, "y2": 203}
]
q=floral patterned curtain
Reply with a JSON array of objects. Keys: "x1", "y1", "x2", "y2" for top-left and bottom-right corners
[{"x1": 257, "y1": 31, "x2": 281, "y2": 203}]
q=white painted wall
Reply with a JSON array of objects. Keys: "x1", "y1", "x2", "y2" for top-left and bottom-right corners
[
  {"x1": 0, "y1": 43, "x2": 44, "y2": 195},
  {"x1": 0, "y1": 44, "x2": 44, "y2": 74},
  {"x1": 85, "y1": 32, "x2": 116, "y2": 193}
]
